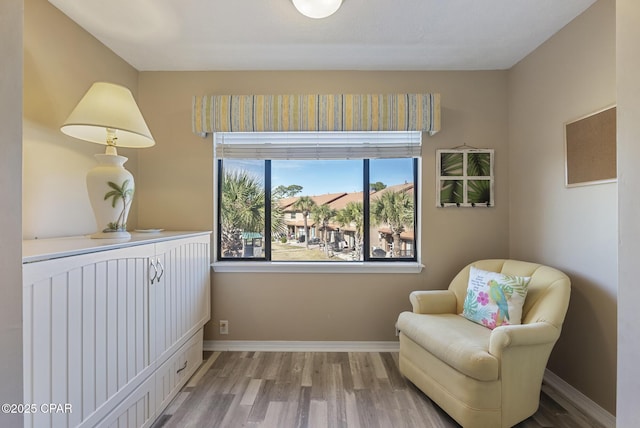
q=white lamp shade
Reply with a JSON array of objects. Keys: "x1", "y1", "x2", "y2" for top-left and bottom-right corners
[
  {"x1": 292, "y1": 0, "x2": 343, "y2": 19},
  {"x1": 61, "y1": 82, "x2": 155, "y2": 148}
]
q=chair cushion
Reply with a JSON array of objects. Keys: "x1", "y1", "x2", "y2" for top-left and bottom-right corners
[
  {"x1": 397, "y1": 312, "x2": 499, "y2": 381},
  {"x1": 461, "y1": 266, "x2": 531, "y2": 329}
]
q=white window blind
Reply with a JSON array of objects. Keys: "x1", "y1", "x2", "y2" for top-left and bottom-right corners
[{"x1": 214, "y1": 131, "x2": 422, "y2": 160}]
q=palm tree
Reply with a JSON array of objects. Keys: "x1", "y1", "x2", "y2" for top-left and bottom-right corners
[
  {"x1": 440, "y1": 180, "x2": 463, "y2": 205},
  {"x1": 467, "y1": 152, "x2": 491, "y2": 176},
  {"x1": 311, "y1": 204, "x2": 337, "y2": 255},
  {"x1": 292, "y1": 196, "x2": 316, "y2": 248},
  {"x1": 220, "y1": 170, "x2": 285, "y2": 257},
  {"x1": 371, "y1": 190, "x2": 414, "y2": 258},
  {"x1": 103, "y1": 180, "x2": 134, "y2": 232},
  {"x1": 440, "y1": 152, "x2": 464, "y2": 205},
  {"x1": 440, "y1": 152, "x2": 463, "y2": 176},
  {"x1": 468, "y1": 179, "x2": 491, "y2": 205},
  {"x1": 335, "y1": 201, "x2": 364, "y2": 261},
  {"x1": 270, "y1": 193, "x2": 288, "y2": 239}
]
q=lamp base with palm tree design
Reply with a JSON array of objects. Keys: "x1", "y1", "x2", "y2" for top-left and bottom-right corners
[{"x1": 86, "y1": 153, "x2": 134, "y2": 239}]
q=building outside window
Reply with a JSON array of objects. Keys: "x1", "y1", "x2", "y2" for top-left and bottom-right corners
[{"x1": 214, "y1": 132, "x2": 421, "y2": 265}]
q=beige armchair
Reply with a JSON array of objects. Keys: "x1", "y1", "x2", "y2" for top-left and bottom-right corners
[{"x1": 396, "y1": 259, "x2": 571, "y2": 428}]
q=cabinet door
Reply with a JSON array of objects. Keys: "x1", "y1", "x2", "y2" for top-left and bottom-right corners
[
  {"x1": 151, "y1": 235, "x2": 210, "y2": 364},
  {"x1": 100, "y1": 373, "x2": 156, "y2": 428},
  {"x1": 23, "y1": 244, "x2": 153, "y2": 428}
]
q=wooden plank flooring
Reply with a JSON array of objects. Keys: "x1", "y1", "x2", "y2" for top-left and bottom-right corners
[{"x1": 153, "y1": 351, "x2": 603, "y2": 428}]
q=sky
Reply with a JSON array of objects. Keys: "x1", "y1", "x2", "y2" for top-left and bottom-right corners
[{"x1": 224, "y1": 158, "x2": 414, "y2": 196}]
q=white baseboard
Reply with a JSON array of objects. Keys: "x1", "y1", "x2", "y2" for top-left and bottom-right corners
[
  {"x1": 204, "y1": 340, "x2": 400, "y2": 353},
  {"x1": 543, "y1": 369, "x2": 616, "y2": 428}
]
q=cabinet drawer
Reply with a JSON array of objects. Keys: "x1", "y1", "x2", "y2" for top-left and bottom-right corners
[{"x1": 155, "y1": 330, "x2": 203, "y2": 415}]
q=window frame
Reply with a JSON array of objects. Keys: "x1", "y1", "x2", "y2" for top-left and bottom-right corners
[{"x1": 212, "y1": 134, "x2": 424, "y2": 274}]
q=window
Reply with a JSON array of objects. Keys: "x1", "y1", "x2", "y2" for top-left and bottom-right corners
[{"x1": 214, "y1": 132, "x2": 422, "y2": 271}]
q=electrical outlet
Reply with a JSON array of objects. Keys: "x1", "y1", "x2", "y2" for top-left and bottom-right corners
[{"x1": 219, "y1": 320, "x2": 229, "y2": 335}]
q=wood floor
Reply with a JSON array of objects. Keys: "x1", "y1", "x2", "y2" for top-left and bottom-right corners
[{"x1": 153, "y1": 351, "x2": 603, "y2": 428}]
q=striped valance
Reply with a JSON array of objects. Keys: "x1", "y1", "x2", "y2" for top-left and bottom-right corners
[{"x1": 192, "y1": 93, "x2": 440, "y2": 136}]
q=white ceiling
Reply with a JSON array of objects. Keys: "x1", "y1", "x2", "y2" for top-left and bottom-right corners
[{"x1": 48, "y1": 0, "x2": 597, "y2": 72}]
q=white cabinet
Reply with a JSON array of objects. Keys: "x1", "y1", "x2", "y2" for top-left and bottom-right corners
[
  {"x1": 22, "y1": 232, "x2": 210, "y2": 428},
  {"x1": 151, "y1": 238, "x2": 210, "y2": 365},
  {"x1": 101, "y1": 374, "x2": 156, "y2": 428}
]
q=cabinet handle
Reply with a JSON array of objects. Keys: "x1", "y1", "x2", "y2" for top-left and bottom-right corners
[
  {"x1": 149, "y1": 259, "x2": 158, "y2": 284},
  {"x1": 176, "y1": 360, "x2": 188, "y2": 374},
  {"x1": 157, "y1": 260, "x2": 165, "y2": 282}
]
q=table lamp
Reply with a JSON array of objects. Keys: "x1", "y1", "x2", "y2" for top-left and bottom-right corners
[{"x1": 61, "y1": 82, "x2": 155, "y2": 239}]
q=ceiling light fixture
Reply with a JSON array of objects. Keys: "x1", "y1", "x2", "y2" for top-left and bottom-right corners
[{"x1": 292, "y1": 0, "x2": 343, "y2": 19}]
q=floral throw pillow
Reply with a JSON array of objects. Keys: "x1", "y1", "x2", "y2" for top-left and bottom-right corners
[{"x1": 461, "y1": 266, "x2": 531, "y2": 330}]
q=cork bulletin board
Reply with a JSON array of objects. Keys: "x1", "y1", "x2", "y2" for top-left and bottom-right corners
[{"x1": 565, "y1": 106, "x2": 616, "y2": 187}]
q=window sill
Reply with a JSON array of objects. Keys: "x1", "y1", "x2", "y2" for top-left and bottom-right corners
[{"x1": 211, "y1": 261, "x2": 424, "y2": 274}]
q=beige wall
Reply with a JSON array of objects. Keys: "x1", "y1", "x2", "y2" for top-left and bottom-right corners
[
  {"x1": 23, "y1": 0, "x2": 140, "y2": 239},
  {"x1": 137, "y1": 71, "x2": 510, "y2": 341},
  {"x1": 0, "y1": 0, "x2": 24, "y2": 426},
  {"x1": 616, "y1": 0, "x2": 640, "y2": 424},
  {"x1": 508, "y1": 0, "x2": 616, "y2": 414},
  {"x1": 23, "y1": 0, "x2": 628, "y2": 419}
]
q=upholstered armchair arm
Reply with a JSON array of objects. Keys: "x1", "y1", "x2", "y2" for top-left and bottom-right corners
[
  {"x1": 409, "y1": 290, "x2": 457, "y2": 314},
  {"x1": 488, "y1": 322, "x2": 560, "y2": 357}
]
